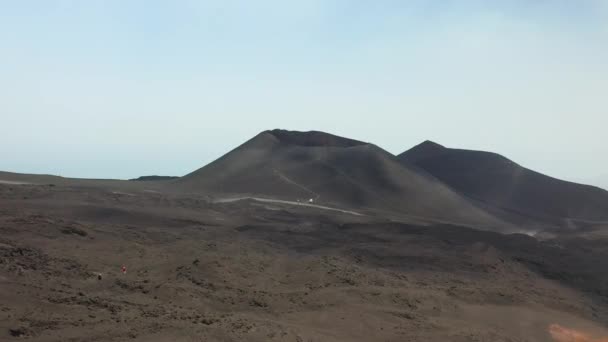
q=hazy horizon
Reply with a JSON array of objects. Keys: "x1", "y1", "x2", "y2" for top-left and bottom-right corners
[{"x1": 1, "y1": 1, "x2": 606, "y2": 186}]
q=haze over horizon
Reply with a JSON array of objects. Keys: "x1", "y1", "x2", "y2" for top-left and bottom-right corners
[{"x1": 1, "y1": 1, "x2": 606, "y2": 185}]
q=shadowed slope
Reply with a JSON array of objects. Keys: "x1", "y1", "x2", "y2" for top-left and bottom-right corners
[{"x1": 398, "y1": 141, "x2": 608, "y2": 223}]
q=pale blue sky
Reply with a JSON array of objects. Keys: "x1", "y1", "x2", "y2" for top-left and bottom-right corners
[{"x1": 1, "y1": 1, "x2": 607, "y2": 187}]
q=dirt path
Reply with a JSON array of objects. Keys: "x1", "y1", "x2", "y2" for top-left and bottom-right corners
[
  {"x1": 272, "y1": 169, "x2": 320, "y2": 200},
  {"x1": 214, "y1": 196, "x2": 364, "y2": 216},
  {"x1": 0, "y1": 180, "x2": 31, "y2": 185}
]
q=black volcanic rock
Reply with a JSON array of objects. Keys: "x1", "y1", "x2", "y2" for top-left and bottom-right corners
[
  {"x1": 130, "y1": 176, "x2": 179, "y2": 181},
  {"x1": 267, "y1": 129, "x2": 368, "y2": 148},
  {"x1": 398, "y1": 142, "x2": 608, "y2": 222}
]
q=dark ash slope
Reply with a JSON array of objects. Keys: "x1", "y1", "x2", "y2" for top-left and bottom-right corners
[
  {"x1": 399, "y1": 141, "x2": 608, "y2": 223},
  {"x1": 175, "y1": 130, "x2": 510, "y2": 230}
]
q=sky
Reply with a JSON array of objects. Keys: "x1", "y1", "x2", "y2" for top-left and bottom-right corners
[{"x1": 1, "y1": 0, "x2": 607, "y2": 186}]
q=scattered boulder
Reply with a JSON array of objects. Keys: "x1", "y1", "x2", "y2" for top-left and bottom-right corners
[
  {"x1": 9, "y1": 327, "x2": 29, "y2": 337},
  {"x1": 60, "y1": 226, "x2": 88, "y2": 237}
]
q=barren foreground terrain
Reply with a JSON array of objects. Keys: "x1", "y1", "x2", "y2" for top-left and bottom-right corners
[{"x1": 1, "y1": 179, "x2": 608, "y2": 341}]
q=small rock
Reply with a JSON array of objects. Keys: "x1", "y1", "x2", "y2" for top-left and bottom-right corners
[{"x1": 9, "y1": 328, "x2": 28, "y2": 337}]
